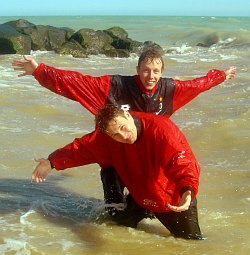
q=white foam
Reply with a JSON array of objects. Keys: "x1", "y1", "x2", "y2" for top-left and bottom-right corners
[
  {"x1": 0, "y1": 126, "x2": 23, "y2": 133},
  {"x1": 41, "y1": 125, "x2": 88, "y2": 135},
  {"x1": 200, "y1": 58, "x2": 218, "y2": 62},
  {"x1": 46, "y1": 239, "x2": 75, "y2": 252},
  {"x1": 0, "y1": 238, "x2": 31, "y2": 255},
  {"x1": 166, "y1": 44, "x2": 192, "y2": 54},
  {"x1": 219, "y1": 54, "x2": 238, "y2": 60},
  {"x1": 20, "y1": 210, "x2": 36, "y2": 226}
]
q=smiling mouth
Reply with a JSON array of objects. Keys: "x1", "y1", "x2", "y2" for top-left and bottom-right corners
[{"x1": 146, "y1": 81, "x2": 155, "y2": 86}]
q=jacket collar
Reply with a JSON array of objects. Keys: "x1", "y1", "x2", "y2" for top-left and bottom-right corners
[{"x1": 133, "y1": 115, "x2": 142, "y2": 142}]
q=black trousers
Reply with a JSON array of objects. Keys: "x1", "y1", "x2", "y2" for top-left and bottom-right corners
[{"x1": 101, "y1": 167, "x2": 203, "y2": 240}]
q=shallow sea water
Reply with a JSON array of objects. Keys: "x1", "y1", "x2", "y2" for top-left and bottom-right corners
[{"x1": 0, "y1": 16, "x2": 249, "y2": 254}]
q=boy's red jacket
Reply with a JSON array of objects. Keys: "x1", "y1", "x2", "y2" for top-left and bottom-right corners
[
  {"x1": 48, "y1": 112, "x2": 200, "y2": 213},
  {"x1": 33, "y1": 64, "x2": 226, "y2": 115}
]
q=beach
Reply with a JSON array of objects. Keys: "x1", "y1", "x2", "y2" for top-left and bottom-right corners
[{"x1": 0, "y1": 16, "x2": 249, "y2": 254}]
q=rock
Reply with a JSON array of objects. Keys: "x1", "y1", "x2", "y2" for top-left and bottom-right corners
[
  {"x1": 4, "y1": 19, "x2": 36, "y2": 30},
  {"x1": 104, "y1": 48, "x2": 130, "y2": 58},
  {"x1": 5, "y1": 19, "x2": 70, "y2": 51},
  {"x1": 104, "y1": 26, "x2": 143, "y2": 53},
  {"x1": 0, "y1": 23, "x2": 31, "y2": 54},
  {"x1": 21, "y1": 25, "x2": 68, "y2": 51},
  {"x1": 196, "y1": 32, "x2": 219, "y2": 47},
  {"x1": 70, "y1": 28, "x2": 114, "y2": 55},
  {"x1": 104, "y1": 26, "x2": 128, "y2": 39},
  {"x1": 0, "y1": 19, "x2": 162, "y2": 58},
  {"x1": 55, "y1": 40, "x2": 88, "y2": 58},
  {"x1": 141, "y1": 41, "x2": 164, "y2": 53}
]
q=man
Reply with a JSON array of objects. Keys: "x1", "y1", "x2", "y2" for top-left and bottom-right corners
[
  {"x1": 12, "y1": 49, "x2": 236, "y2": 215},
  {"x1": 32, "y1": 104, "x2": 203, "y2": 240}
]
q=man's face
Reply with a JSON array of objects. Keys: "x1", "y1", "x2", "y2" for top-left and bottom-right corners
[
  {"x1": 137, "y1": 58, "x2": 163, "y2": 90},
  {"x1": 105, "y1": 111, "x2": 137, "y2": 144}
]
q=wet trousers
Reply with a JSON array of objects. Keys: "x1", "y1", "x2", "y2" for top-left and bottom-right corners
[{"x1": 101, "y1": 167, "x2": 203, "y2": 240}]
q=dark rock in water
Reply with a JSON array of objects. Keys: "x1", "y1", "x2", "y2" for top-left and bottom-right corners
[
  {"x1": 104, "y1": 26, "x2": 143, "y2": 53},
  {"x1": 0, "y1": 19, "x2": 162, "y2": 58},
  {"x1": 21, "y1": 24, "x2": 68, "y2": 51},
  {"x1": 55, "y1": 40, "x2": 88, "y2": 58},
  {"x1": 4, "y1": 19, "x2": 36, "y2": 30},
  {"x1": 70, "y1": 28, "x2": 114, "y2": 55},
  {"x1": 104, "y1": 26, "x2": 129, "y2": 40},
  {"x1": 0, "y1": 23, "x2": 31, "y2": 54},
  {"x1": 139, "y1": 41, "x2": 164, "y2": 54},
  {"x1": 104, "y1": 48, "x2": 131, "y2": 58},
  {"x1": 196, "y1": 32, "x2": 219, "y2": 47}
]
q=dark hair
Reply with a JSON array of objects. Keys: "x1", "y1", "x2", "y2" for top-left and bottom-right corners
[
  {"x1": 138, "y1": 48, "x2": 165, "y2": 70},
  {"x1": 95, "y1": 104, "x2": 123, "y2": 133}
]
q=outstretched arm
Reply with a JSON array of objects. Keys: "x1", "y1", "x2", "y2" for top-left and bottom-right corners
[
  {"x1": 12, "y1": 55, "x2": 110, "y2": 115},
  {"x1": 172, "y1": 66, "x2": 236, "y2": 112},
  {"x1": 12, "y1": 55, "x2": 38, "y2": 77}
]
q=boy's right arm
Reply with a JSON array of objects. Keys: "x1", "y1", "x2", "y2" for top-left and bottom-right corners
[{"x1": 12, "y1": 55, "x2": 111, "y2": 115}]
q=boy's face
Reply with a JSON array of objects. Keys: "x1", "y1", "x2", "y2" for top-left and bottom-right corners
[
  {"x1": 137, "y1": 58, "x2": 163, "y2": 90},
  {"x1": 105, "y1": 111, "x2": 137, "y2": 144}
]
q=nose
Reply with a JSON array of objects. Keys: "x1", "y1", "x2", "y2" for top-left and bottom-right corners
[
  {"x1": 148, "y1": 70, "x2": 154, "y2": 78},
  {"x1": 119, "y1": 131, "x2": 129, "y2": 140}
]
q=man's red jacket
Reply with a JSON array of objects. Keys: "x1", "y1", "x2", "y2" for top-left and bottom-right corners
[
  {"x1": 33, "y1": 64, "x2": 226, "y2": 116},
  {"x1": 48, "y1": 112, "x2": 200, "y2": 213}
]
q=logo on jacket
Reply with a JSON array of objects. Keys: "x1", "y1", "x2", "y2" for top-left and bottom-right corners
[
  {"x1": 143, "y1": 198, "x2": 159, "y2": 207},
  {"x1": 156, "y1": 96, "x2": 163, "y2": 115},
  {"x1": 120, "y1": 104, "x2": 131, "y2": 111}
]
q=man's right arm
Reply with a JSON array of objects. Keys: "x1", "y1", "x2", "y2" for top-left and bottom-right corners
[
  {"x1": 12, "y1": 56, "x2": 111, "y2": 115},
  {"x1": 32, "y1": 131, "x2": 111, "y2": 183},
  {"x1": 33, "y1": 63, "x2": 111, "y2": 114}
]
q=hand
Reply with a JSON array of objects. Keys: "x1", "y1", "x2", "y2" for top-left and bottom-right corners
[
  {"x1": 32, "y1": 158, "x2": 52, "y2": 183},
  {"x1": 166, "y1": 190, "x2": 192, "y2": 212},
  {"x1": 225, "y1": 66, "x2": 236, "y2": 80},
  {"x1": 12, "y1": 55, "x2": 39, "y2": 77}
]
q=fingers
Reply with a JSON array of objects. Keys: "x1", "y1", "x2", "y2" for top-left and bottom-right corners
[
  {"x1": 23, "y1": 55, "x2": 31, "y2": 61},
  {"x1": 34, "y1": 158, "x2": 45, "y2": 163},
  {"x1": 166, "y1": 203, "x2": 189, "y2": 212},
  {"x1": 166, "y1": 191, "x2": 191, "y2": 212},
  {"x1": 12, "y1": 60, "x2": 24, "y2": 67},
  {"x1": 34, "y1": 176, "x2": 46, "y2": 183},
  {"x1": 32, "y1": 170, "x2": 47, "y2": 183},
  {"x1": 18, "y1": 73, "x2": 27, "y2": 77},
  {"x1": 12, "y1": 56, "x2": 30, "y2": 66},
  {"x1": 225, "y1": 66, "x2": 236, "y2": 80}
]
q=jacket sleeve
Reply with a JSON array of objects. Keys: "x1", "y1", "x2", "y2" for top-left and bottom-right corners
[
  {"x1": 159, "y1": 128, "x2": 200, "y2": 200},
  {"x1": 48, "y1": 134, "x2": 97, "y2": 170},
  {"x1": 33, "y1": 63, "x2": 111, "y2": 115},
  {"x1": 170, "y1": 150, "x2": 200, "y2": 199},
  {"x1": 172, "y1": 69, "x2": 226, "y2": 112}
]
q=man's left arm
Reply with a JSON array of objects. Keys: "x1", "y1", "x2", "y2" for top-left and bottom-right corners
[
  {"x1": 163, "y1": 147, "x2": 200, "y2": 212},
  {"x1": 172, "y1": 66, "x2": 236, "y2": 112}
]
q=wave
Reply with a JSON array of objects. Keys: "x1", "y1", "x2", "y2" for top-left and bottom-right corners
[{"x1": 166, "y1": 29, "x2": 250, "y2": 50}]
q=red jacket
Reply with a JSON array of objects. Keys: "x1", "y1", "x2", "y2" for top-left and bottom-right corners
[
  {"x1": 48, "y1": 112, "x2": 200, "y2": 213},
  {"x1": 33, "y1": 64, "x2": 226, "y2": 116}
]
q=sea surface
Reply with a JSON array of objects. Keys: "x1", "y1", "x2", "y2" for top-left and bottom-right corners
[{"x1": 0, "y1": 16, "x2": 249, "y2": 255}]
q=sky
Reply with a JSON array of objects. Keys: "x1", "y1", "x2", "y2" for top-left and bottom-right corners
[{"x1": 1, "y1": 0, "x2": 249, "y2": 17}]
